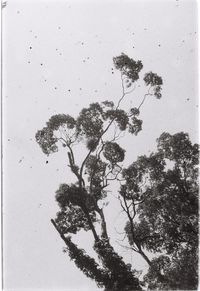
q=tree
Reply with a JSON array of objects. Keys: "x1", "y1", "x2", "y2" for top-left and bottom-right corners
[
  {"x1": 122, "y1": 132, "x2": 199, "y2": 290},
  {"x1": 35, "y1": 53, "x2": 163, "y2": 290}
]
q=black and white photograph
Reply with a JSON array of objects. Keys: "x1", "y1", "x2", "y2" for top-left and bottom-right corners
[{"x1": 2, "y1": 0, "x2": 199, "y2": 290}]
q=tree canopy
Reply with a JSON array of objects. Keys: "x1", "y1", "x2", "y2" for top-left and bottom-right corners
[{"x1": 34, "y1": 52, "x2": 198, "y2": 290}]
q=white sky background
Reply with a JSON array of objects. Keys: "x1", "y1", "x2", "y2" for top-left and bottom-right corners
[{"x1": 2, "y1": 0, "x2": 198, "y2": 290}]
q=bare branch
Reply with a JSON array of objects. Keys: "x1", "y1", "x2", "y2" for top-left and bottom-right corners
[
  {"x1": 138, "y1": 86, "x2": 153, "y2": 110},
  {"x1": 115, "y1": 240, "x2": 139, "y2": 253}
]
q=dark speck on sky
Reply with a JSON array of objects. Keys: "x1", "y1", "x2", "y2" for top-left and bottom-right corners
[
  {"x1": 46, "y1": 161, "x2": 48, "y2": 164},
  {"x1": 18, "y1": 157, "x2": 24, "y2": 163}
]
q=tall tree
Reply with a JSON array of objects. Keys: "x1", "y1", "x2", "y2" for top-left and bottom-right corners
[
  {"x1": 121, "y1": 132, "x2": 198, "y2": 290},
  {"x1": 35, "y1": 53, "x2": 163, "y2": 290}
]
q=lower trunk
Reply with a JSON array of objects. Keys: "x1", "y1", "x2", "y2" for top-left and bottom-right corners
[{"x1": 94, "y1": 238, "x2": 142, "y2": 291}]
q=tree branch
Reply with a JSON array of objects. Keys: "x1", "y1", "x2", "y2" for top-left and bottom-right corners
[
  {"x1": 51, "y1": 219, "x2": 109, "y2": 287},
  {"x1": 138, "y1": 86, "x2": 153, "y2": 110}
]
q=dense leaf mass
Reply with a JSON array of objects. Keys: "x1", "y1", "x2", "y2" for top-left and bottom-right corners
[
  {"x1": 113, "y1": 53, "x2": 143, "y2": 83},
  {"x1": 47, "y1": 114, "x2": 76, "y2": 130},
  {"x1": 62, "y1": 236, "x2": 110, "y2": 288},
  {"x1": 123, "y1": 132, "x2": 199, "y2": 290},
  {"x1": 76, "y1": 103, "x2": 104, "y2": 139},
  {"x1": 94, "y1": 238, "x2": 142, "y2": 291},
  {"x1": 85, "y1": 155, "x2": 108, "y2": 200},
  {"x1": 144, "y1": 71, "x2": 163, "y2": 86},
  {"x1": 35, "y1": 127, "x2": 58, "y2": 155},
  {"x1": 128, "y1": 117, "x2": 143, "y2": 135},
  {"x1": 105, "y1": 109, "x2": 129, "y2": 131},
  {"x1": 55, "y1": 206, "x2": 97, "y2": 234},
  {"x1": 55, "y1": 183, "x2": 88, "y2": 208},
  {"x1": 144, "y1": 244, "x2": 198, "y2": 290},
  {"x1": 144, "y1": 72, "x2": 163, "y2": 98},
  {"x1": 103, "y1": 142, "x2": 125, "y2": 164}
]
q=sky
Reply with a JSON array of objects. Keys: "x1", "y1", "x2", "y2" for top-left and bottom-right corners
[{"x1": 2, "y1": 0, "x2": 198, "y2": 290}]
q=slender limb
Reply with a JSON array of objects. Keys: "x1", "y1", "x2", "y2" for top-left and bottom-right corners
[
  {"x1": 119, "y1": 194, "x2": 152, "y2": 266},
  {"x1": 116, "y1": 240, "x2": 139, "y2": 253},
  {"x1": 138, "y1": 86, "x2": 153, "y2": 110}
]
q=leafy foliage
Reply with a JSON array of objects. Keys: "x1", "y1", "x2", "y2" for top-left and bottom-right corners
[
  {"x1": 105, "y1": 109, "x2": 129, "y2": 131},
  {"x1": 103, "y1": 142, "x2": 125, "y2": 164},
  {"x1": 55, "y1": 206, "x2": 97, "y2": 234},
  {"x1": 62, "y1": 236, "x2": 110, "y2": 288},
  {"x1": 144, "y1": 72, "x2": 163, "y2": 98},
  {"x1": 94, "y1": 238, "x2": 142, "y2": 291},
  {"x1": 55, "y1": 183, "x2": 88, "y2": 208},
  {"x1": 35, "y1": 53, "x2": 164, "y2": 290},
  {"x1": 85, "y1": 155, "x2": 107, "y2": 200},
  {"x1": 128, "y1": 117, "x2": 143, "y2": 135},
  {"x1": 35, "y1": 127, "x2": 58, "y2": 155},
  {"x1": 123, "y1": 132, "x2": 199, "y2": 290},
  {"x1": 47, "y1": 114, "x2": 76, "y2": 130},
  {"x1": 144, "y1": 244, "x2": 198, "y2": 290},
  {"x1": 76, "y1": 103, "x2": 104, "y2": 140},
  {"x1": 113, "y1": 53, "x2": 143, "y2": 83}
]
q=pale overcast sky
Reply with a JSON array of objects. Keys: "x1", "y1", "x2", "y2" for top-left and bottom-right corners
[{"x1": 2, "y1": 0, "x2": 198, "y2": 290}]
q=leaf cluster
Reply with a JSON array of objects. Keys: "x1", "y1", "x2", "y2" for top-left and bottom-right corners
[
  {"x1": 55, "y1": 183, "x2": 97, "y2": 234},
  {"x1": 113, "y1": 53, "x2": 143, "y2": 83}
]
